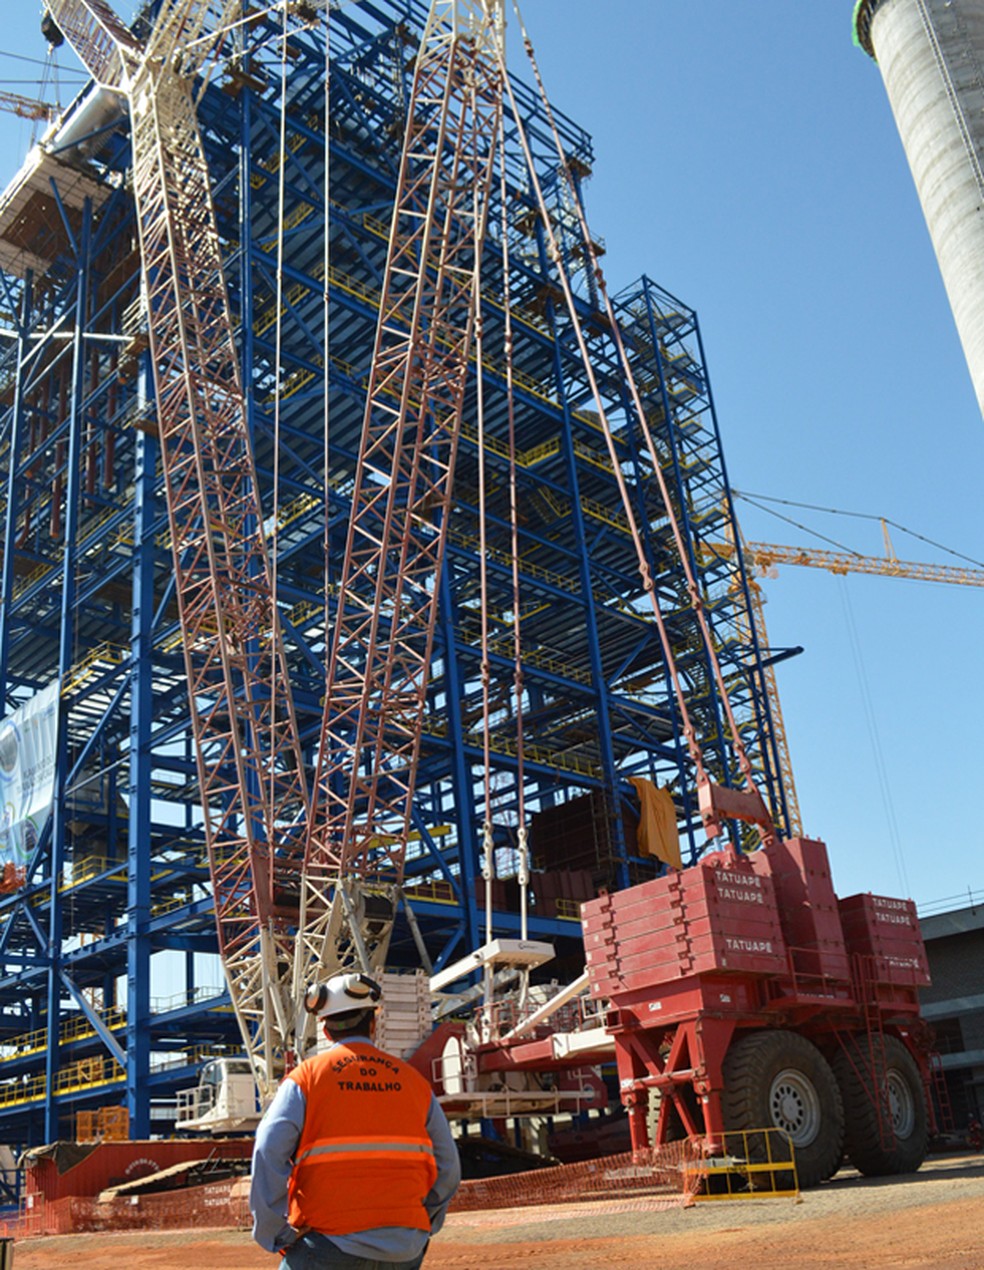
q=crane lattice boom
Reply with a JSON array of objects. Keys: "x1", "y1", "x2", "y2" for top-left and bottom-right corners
[
  {"x1": 42, "y1": 0, "x2": 139, "y2": 88},
  {"x1": 744, "y1": 540, "x2": 984, "y2": 587},
  {"x1": 299, "y1": 0, "x2": 507, "y2": 983},
  {"x1": 44, "y1": 0, "x2": 311, "y2": 1099},
  {"x1": 44, "y1": 0, "x2": 514, "y2": 1090}
]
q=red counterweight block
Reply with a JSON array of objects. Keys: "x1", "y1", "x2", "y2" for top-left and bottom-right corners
[
  {"x1": 582, "y1": 854, "x2": 788, "y2": 1003},
  {"x1": 837, "y1": 893, "x2": 931, "y2": 988},
  {"x1": 748, "y1": 838, "x2": 852, "y2": 987}
]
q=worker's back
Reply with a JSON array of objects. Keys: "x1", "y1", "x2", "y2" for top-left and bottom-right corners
[{"x1": 286, "y1": 1039, "x2": 438, "y2": 1235}]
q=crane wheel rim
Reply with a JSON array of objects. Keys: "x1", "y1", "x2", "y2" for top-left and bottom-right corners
[
  {"x1": 887, "y1": 1068, "x2": 916, "y2": 1140},
  {"x1": 768, "y1": 1067, "x2": 823, "y2": 1147}
]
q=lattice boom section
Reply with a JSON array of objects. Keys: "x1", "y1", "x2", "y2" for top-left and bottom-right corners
[
  {"x1": 42, "y1": 0, "x2": 139, "y2": 86},
  {"x1": 129, "y1": 64, "x2": 308, "y2": 925},
  {"x1": 310, "y1": 1, "x2": 504, "y2": 893}
]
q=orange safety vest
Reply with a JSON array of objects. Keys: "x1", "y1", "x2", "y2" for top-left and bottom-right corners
[{"x1": 286, "y1": 1041, "x2": 437, "y2": 1236}]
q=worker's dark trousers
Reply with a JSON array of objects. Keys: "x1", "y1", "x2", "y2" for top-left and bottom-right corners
[{"x1": 279, "y1": 1231, "x2": 429, "y2": 1270}]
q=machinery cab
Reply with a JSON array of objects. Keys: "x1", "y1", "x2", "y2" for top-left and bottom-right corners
[{"x1": 175, "y1": 1057, "x2": 260, "y2": 1134}]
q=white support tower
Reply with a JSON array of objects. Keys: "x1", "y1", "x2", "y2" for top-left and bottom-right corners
[{"x1": 855, "y1": 0, "x2": 984, "y2": 416}]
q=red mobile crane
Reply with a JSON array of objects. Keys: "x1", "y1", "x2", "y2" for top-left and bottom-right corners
[{"x1": 43, "y1": 0, "x2": 939, "y2": 1184}]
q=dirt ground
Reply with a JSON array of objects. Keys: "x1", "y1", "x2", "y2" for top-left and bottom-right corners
[{"x1": 11, "y1": 1152, "x2": 984, "y2": 1270}]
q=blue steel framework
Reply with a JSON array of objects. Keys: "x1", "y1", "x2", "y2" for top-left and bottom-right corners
[{"x1": 0, "y1": 0, "x2": 790, "y2": 1161}]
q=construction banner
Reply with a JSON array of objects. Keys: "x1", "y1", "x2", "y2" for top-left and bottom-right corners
[{"x1": 0, "y1": 681, "x2": 60, "y2": 867}]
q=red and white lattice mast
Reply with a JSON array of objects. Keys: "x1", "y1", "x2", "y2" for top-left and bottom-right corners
[
  {"x1": 43, "y1": 0, "x2": 514, "y2": 1093},
  {"x1": 297, "y1": 0, "x2": 507, "y2": 991},
  {"x1": 42, "y1": 0, "x2": 310, "y2": 1103}
]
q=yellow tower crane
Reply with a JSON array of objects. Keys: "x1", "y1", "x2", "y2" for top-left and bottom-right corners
[
  {"x1": 718, "y1": 526, "x2": 984, "y2": 837},
  {"x1": 0, "y1": 90, "x2": 58, "y2": 122}
]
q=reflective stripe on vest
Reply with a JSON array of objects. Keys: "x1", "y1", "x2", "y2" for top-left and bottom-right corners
[
  {"x1": 296, "y1": 1139, "x2": 436, "y2": 1166},
  {"x1": 286, "y1": 1041, "x2": 437, "y2": 1236}
]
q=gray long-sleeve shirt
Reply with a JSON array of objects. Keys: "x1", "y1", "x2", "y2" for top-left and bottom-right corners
[{"x1": 250, "y1": 1038, "x2": 461, "y2": 1262}]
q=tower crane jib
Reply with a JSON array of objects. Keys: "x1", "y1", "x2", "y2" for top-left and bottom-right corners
[{"x1": 710, "y1": 530, "x2": 984, "y2": 839}]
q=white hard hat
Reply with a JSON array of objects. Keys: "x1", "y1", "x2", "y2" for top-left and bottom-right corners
[{"x1": 304, "y1": 972, "x2": 382, "y2": 1021}]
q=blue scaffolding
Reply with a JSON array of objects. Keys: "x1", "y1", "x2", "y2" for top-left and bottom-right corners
[{"x1": 0, "y1": 0, "x2": 790, "y2": 1162}]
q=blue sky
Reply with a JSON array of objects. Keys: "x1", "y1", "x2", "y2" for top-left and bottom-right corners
[{"x1": 1, "y1": 3, "x2": 981, "y2": 912}]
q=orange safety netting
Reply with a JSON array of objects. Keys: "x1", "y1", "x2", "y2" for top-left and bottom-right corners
[
  {"x1": 13, "y1": 1177, "x2": 252, "y2": 1239},
  {"x1": 451, "y1": 1142, "x2": 702, "y2": 1214},
  {"x1": 7, "y1": 1143, "x2": 702, "y2": 1241}
]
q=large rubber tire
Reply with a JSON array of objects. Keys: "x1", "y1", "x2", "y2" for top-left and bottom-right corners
[
  {"x1": 832, "y1": 1034, "x2": 928, "y2": 1176},
  {"x1": 722, "y1": 1029, "x2": 845, "y2": 1188}
]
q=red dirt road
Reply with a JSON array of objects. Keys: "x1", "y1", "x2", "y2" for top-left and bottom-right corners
[{"x1": 12, "y1": 1153, "x2": 984, "y2": 1270}]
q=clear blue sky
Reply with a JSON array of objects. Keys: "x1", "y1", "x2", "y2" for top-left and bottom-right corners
[{"x1": 1, "y1": 2, "x2": 980, "y2": 912}]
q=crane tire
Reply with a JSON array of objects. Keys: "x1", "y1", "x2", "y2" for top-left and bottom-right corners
[
  {"x1": 832, "y1": 1034, "x2": 928, "y2": 1176},
  {"x1": 722, "y1": 1029, "x2": 845, "y2": 1189}
]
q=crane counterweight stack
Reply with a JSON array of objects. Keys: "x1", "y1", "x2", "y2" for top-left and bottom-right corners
[{"x1": 579, "y1": 836, "x2": 932, "y2": 1186}]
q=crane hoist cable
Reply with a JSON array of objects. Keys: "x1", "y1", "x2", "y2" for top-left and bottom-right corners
[
  {"x1": 473, "y1": 66, "x2": 532, "y2": 1003},
  {"x1": 487, "y1": 98, "x2": 533, "y2": 1013},
  {"x1": 302, "y1": 0, "x2": 509, "y2": 979},
  {"x1": 270, "y1": 0, "x2": 289, "y2": 835},
  {"x1": 736, "y1": 489, "x2": 984, "y2": 570},
  {"x1": 322, "y1": 3, "x2": 331, "y2": 710},
  {"x1": 837, "y1": 579, "x2": 912, "y2": 898},
  {"x1": 499, "y1": 110, "x2": 530, "y2": 951},
  {"x1": 476, "y1": 137, "x2": 495, "y2": 954},
  {"x1": 501, "y1": 0, "x2": 774, "y2": 849}
]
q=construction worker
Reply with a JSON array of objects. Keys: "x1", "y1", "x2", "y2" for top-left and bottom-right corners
[{"x1": 250, "y1": 972, "x2": 461, "y2": 1268}]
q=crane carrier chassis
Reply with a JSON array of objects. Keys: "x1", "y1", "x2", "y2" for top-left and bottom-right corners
[{"x1": 433, "y1": 836, "x2": 936, "y2": 1190}]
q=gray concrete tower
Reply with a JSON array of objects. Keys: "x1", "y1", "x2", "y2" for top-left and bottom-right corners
[{"x1": 855, "y1": 0, "x2": 984, "y2": 416}]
